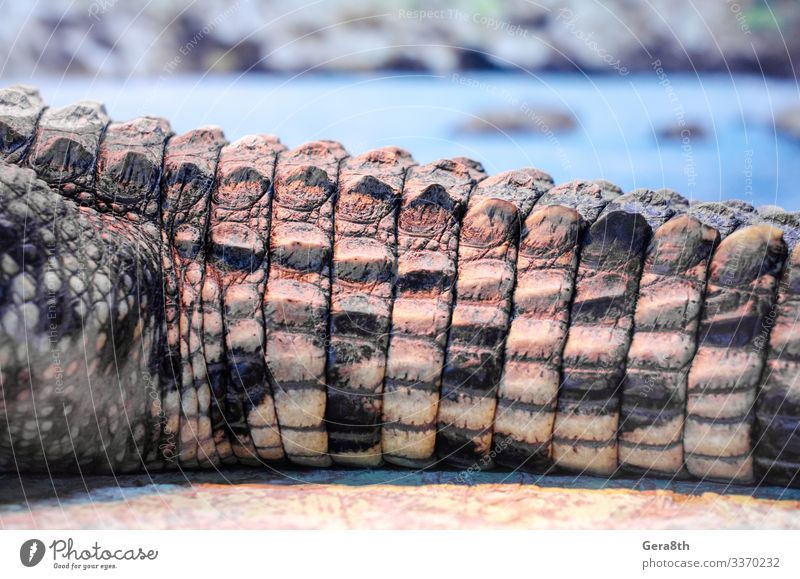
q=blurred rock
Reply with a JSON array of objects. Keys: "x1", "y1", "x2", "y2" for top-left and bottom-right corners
[
  {"x1": 456, "y1": 107, "x2": 576, "y2": 136},
  {"x1": 0, "y1": 0, "x2": 796, "y2": 77},
  {"x1": 777, "y1": 107, "x2": 800, "y2": 141},
  {"x1": 657, "y1": 122, "x2": 707, "y2": 141}
]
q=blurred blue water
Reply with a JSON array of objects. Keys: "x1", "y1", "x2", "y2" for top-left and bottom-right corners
[{"x1": 11, "y1": 72, "x2": 800, "y2": 209}]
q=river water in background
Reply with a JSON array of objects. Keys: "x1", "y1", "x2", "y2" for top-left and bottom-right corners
[{"x1": 13, "y1": 72, "x2": 800, "y2": 209}]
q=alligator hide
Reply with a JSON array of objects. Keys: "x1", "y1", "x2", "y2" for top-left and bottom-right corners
[{"x1": 1, "y1": 85, "x2": 799, "y2": 487}]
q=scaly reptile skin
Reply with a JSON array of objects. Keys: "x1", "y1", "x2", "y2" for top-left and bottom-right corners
[{"x1": 0, "y1": 85, "x2": 798, "y2": 486}]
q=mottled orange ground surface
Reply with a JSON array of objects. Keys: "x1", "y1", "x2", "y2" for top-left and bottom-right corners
[{"x1": 2, "y1": 469, "x2": 799, "y2": 529}]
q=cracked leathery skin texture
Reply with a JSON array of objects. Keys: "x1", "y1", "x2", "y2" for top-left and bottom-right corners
[
  {"x1": 326, "y1": 148, "x2": 415, "y2": 466},
  {"x1": 689, "y1": 201, "x2": 757, "y2": 241},
  {"x1": 1, "y1": 85, "x2": 800, "y2": 488},
  {"x1": 492, "y1": 179, "x2": 620, "y2": 471},
  {"x1": 436, "y1": 169, "x2": 551, "y2": 468},
  {"x1": 95, "y1": 116, "x2": 172, "y2": 228},
  {"x1": 94, "y1": 115, "x2": 172, "y2": 469},
  {"x1": 493, "y1": 205, "x2": 582, "y2": 470},
  {"x1": 28, "y1": 101, "x2": 110, "y2": 205},
  {"x1": 264, "y1": 140, "x2": 348, "y2": 466},
  {"x1": 618, "y1": 215, "x2": 719, "y2": 476},
  {"x1": 206, "y1": 135, "x2": 285, "y2": 465},
  {"x1": 756, "y1": 244, "x2": 800, "y2": 486},
  {"x1": 535, "y1": 179, "x2": 621, "y2": 224},
  {"x1": 685, "y1": 226, "x2": 787, "y2": 483},
  {"x1": 552, "y1": 210, "x2": 651, "y2": 475},
  {"x1": 0, "y1": 163, "x2": 161, "y2": 473},
  {"x1": 0, "y1": 85, "x2": 45, "y2": 164},
  {"x1": 381, "y1": 159, "x2": 483, "y2": 467},
  {"x1": 161, "y1": 128, "x2": 228, "y2": 469}
]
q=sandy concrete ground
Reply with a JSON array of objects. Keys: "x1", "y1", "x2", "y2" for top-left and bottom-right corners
[{"x1": 2, "y1": 469, "x2": 799, "y2": 529}]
